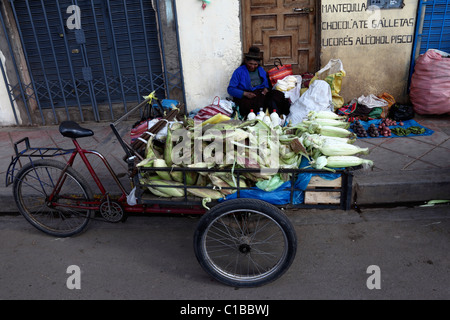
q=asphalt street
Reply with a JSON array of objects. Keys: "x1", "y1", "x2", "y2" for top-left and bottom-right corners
[{"x1": 0, "y1": 204, "x2": 449, "y2": 302}]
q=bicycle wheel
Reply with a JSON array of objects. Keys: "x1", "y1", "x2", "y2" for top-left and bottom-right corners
[
  {"x1": 194, "y1": 198, "x2": 297, "y2": 287},
  {"x1": 13, "y1": 159, "x2": 93, "y2": 237}
]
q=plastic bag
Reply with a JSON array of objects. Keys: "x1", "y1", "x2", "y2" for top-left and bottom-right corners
[
  {"x1": 275, "y1": 75, "x2": 303, "y2": 103},
  {"x1": 378, "y1": 92, "x2": 396, "y2": 118},
  {"x1": 127, "y1": 187, "x2": 137, "y2": 206},
  {"x1": 357, "y1": 94, "x2": 388, "y2": 108},
  {"x1": 388, "y1": 104, "x2": 414, "y2": 121},
  {"x1": 130, "y1": 119, "x2": 180, "y2": 143},
  {"x1": 194, "y1": 96, "x2": 233, "y2": 122},
  {"x1": 256, "y1": 174, "x2": 285, "y2": 192},
  {"x1": 220, "y1": 158, "x2": 341, "y2": 206},
  {"x1": 311, "y1": 59, "x2": 346, "y2": 109},
  {"x1": 410, "y1": 49, "x2": 450, "y2": 115},
  {"x1": 286, "y1": 80, "x2": 333, "y2": 125}
]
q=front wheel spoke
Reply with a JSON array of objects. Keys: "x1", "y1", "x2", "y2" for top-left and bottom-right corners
[
  {"x1": 206, "y1": 240, "x2": 238, "y2": 253},
  {"x1": 247, "y1": 253, "x2": 266, "y2": 274},
  {"x1": 249, "y1": 247, "x2": 281, "y2": 262},
  {"x1": 217, "y1": 217, "x2": 242, "y2": 241},
  {"x1": 251, "y1": 232, "x2": 283, "y2": 246},
  {"x1": 208, "y1": 225, "x2": 240, "y2": 246}
]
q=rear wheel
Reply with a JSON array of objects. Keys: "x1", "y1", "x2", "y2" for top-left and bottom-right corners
[
  {"x1": 194, "y1": 198, "x2": 297, "y2": 287},
  {"x1": 13, "y1": 159, "x2": 93, "y2": 237}
]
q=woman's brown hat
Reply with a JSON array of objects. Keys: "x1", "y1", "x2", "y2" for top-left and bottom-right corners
[{"x1": 245, "y1": 46, "x2": 262, "y2": 61}]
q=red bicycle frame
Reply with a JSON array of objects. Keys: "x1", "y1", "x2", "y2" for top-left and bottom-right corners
[{"x1": 48, "y1": 137, "x2": 206, "y2": 215}]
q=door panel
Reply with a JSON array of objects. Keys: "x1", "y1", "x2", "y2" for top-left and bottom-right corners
[{"x1": 242, "y1": 0, "x2": 318, "y2": 74}]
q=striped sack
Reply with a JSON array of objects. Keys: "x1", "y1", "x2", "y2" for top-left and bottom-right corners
[
  {"x1": 194, "y1": 96, "x2": 232, "y2": 122},
  {"x1": 268, "y1": 59, "x2": 293, "y2": 86}
]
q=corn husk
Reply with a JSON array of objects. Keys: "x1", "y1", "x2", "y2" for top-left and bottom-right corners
[
  {"x1": 303, "y1": 119, "x2": 350, "y2": 129},
  {"x1": 153, "y1": 159, "x2": 172, "y2": 180},
  {"x1": 208, "y1": 174, "x2": 235, "y2": 195},
  {"x1": 308, "y1": 110, "x2": 346, "y2": 120},
  {"x1": 147, "y1": 186, "x2": 172, "y2": 197},
  {"x1": 318, "y1": 125, "x2": 355, "y2": 138},
  {"x1": 186, "y1": 186, "x2": 224, "y2": 199},
  {"x1": 137, "y1": 113, "x2": 372, "y2": 199},
  {"x1": 144, "y1": 179, "x2": 185, "y2": 197},
  {"x1": 325, "y1": 156, "x2": 373, "y2": 168},
  {"x1": 318, "y1": 141, "x2": 369, "y2": 156}
]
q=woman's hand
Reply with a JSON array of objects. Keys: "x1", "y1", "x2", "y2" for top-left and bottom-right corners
[
  {"x1": 262, "y1": 88, "x2": 269, "y2": 95},
  {"x1": 243, "y1": 91, "x2": 256, "y2": 99}
]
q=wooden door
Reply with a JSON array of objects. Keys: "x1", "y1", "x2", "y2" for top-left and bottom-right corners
[{"x1": 242, "y1": 0, "x2": 319, "y2": 74}]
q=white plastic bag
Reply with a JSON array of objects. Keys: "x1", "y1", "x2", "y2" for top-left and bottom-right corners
[
  {"x1": 286, "y1": 80, "x2": 333, "y2": 125},
  {"x1": 148, "y1": 120, "x2": 182, "y2": 142},
  {"x1": 357, "y1": 94, "x2": 388, "y2": 108},
  {"x1": 127, "y1": 187, "x2": 137, "y2": 206},
  {"x1": 312, "y1": 59, "x2": 346, "y2": 109},
  {"x1": 219, "y1": 99, "x2": 235, "y2": 114},
  {"x1": 275, "y1": 75, "x2": 303, "y2": 104}
]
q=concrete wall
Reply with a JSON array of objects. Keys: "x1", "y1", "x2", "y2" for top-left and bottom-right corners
[
  {"x1": 320, "y1": 0, "x2": 419, "y2": 104},
  {"x1": 175, "y1": 0, "x2": 419, "y2": 112},
  {"x1": 175, "y1": 0, "x2": 242, "y2": 111},
  {"x1": 0, "y1": 51, "x2": 20, "y2": 126}
]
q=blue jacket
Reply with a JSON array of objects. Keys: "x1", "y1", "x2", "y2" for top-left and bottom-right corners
[{"x1": 227, "y1": 65, "x2": 269, "y2": 99}]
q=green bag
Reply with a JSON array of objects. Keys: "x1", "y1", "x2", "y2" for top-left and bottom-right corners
[{"x1": 368, "y1": 107, "x2": 382, "y2": 119}]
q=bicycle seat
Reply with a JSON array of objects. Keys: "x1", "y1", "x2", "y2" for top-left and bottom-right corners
[{"x1": 59, "y1": 121, "x2": 94, "y2": 139}]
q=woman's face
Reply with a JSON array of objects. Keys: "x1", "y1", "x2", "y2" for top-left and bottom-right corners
[{"x1": 245, "y1": 59, "x2": 259, "y2": 72}]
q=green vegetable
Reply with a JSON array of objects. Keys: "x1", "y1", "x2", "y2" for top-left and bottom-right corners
[{"x1": 391, "y1": 126, "x2": 425, "y2": 136}]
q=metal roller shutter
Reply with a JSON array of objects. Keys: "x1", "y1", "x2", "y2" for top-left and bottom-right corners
[{"x1": 10, "y1": 0, "x2": 165, "y2": 122}]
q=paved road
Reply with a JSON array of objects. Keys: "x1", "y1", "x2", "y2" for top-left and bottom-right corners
[{"x1": 0, "y1": 205, "x2": 449, "y2": 302}]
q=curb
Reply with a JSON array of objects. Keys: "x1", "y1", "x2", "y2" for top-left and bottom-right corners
[
  {"x1": 2, "y1": 168, "x2": 449, "y2": 213},
  {"x1": 352, "y1": 168, "x2": 450, "y2": 206}
]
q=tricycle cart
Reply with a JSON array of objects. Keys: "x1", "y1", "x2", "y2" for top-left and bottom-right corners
[{"x1": 6, "y1": 97, "x2": 355, "y2": 287}]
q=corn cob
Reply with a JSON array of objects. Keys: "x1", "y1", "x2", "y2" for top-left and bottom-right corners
[
  {"x1": 303, "y1": 119, "x2": 350, "y2": 129},
  {"x1": 219, "y1": 173, "x2": 247, "y2": 189},
  {"x1": 196, "y1": 173, "x2": 207, "y2": 186},
  {"x1": 325, "y1": 156, "x2": 374, "y2": 168},
  {"x1": 147, "y1": 186, "x2": 172, "y2": 197},
  {"x1": 153, "y1": 159, "x2": 172, "y2": 180},
  {"x1": 208, "y1": 174, "x2": 235, "y2": 195},
  {"x1": 185, "y1": 171, "x2": 198, "y2": 185},
  {"x1": 187, "y1": 187, "x2": 224, "y2": 199},
  {"x1": 187, "y1": 162, "x2": 214, "y2": 175},
  {"x1": 318, "y1": 125, "x2": 355, "y2": 138},
  {"x1": 170, "y1": 166, "x2": 183, "y2": 183},
  {"x1": 318, "y1": 141, "x2": 369, "y2": 156},
  {"x1": 308, "y1": 110, "x2": 346, "y2": 120},
  {"x1": 144, "y1": 179, "x2": 185, "y2": 197}
]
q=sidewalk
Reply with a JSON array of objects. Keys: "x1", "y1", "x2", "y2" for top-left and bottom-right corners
[
  {"x1": 351, "y1": 114, "x2": 450, "y2": 205},
  {"x1": 1, "y1": 114, "x2": 449, "y2": 213}
]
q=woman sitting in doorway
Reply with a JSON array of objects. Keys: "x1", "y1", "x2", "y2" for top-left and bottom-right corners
[{"x1": 227, "y1": 46, "x2": 289, "y2": 119}]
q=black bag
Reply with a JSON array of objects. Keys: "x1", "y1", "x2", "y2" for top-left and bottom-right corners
[{"x1": 388, "y1": 103, "x2": 414, "y2": 121}]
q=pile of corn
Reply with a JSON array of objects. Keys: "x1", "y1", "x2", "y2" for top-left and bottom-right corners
[
  {"x1": 136, "y1": 110, "x2": 373, "y2": 203},
  {"x1": 293, "y1": 110, "x2": 374, "y2": 171}
]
